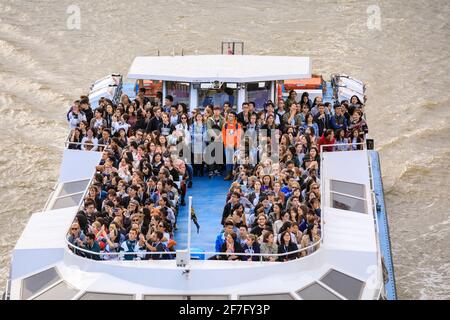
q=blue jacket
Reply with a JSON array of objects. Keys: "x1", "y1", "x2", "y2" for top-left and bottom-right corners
[
  {"x1": 330, "y1": 114, "x2": 348, "y2": 131},
  {"x1": 215, "y1": 231, "x2": 226, "y2": 253},
  {"x1": 243, "y1": 243, "x2": 261, "y2": 261}
]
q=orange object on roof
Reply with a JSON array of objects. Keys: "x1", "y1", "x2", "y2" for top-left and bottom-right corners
[
  {"x1": 142, "y1": 80, "x2": 163, "y2": 97},
  {"x1": 284, "y1": 75, "x2": 323, "y2": 90}
]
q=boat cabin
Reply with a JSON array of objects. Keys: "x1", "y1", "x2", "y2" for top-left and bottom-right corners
[{"x1": 123, "y1": 55, "x2": 314, "y2": 112}]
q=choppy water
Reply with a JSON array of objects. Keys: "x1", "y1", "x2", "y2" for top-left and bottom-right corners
[{"x1": 0, "y1": 0, "x2": 449, "y2": 299}]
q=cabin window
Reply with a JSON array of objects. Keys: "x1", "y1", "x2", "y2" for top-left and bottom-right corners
[
  {"x1": 320, "y1": 269, "x2": 365, "y2": 300},
  {"x1": 143, "y1": 295, "x2": 186, "y2": 300},
  {"x1": 21, "y1": 267, "x2": 60, "y2": 300},
  {"x1": 197, "y1": 83, "x2": 237, "y2": 110},
  {"x1": 238, "y1": 293, "x2": 294, "y2": 300},
  {"x1": 143, "y1": 294, "x2": 229, "y2": 300},
  {"x1": 58, "y1": 179, "x2": 90, "y2": 197},
  {"x1": 33, "y1": 281, "x2": 79, "y2": 300},
  {"x1": 330, "y1": 180, "x2": 367, "y2": 214},
  {"x1": 296, "y1": 282, "x2": 342, "y2": 300},
  {"x1": 245, "y1": 82, "x2": 271, "y2": 111},
  {"x1": 330, "y1": 180, "x2": 365, "y2": 199},
  {"x1": 51, "y1": 192, "x2": 84, "y2": 210},
  {"x1": 166, "y1": 81, "x2": 191, "y2": 107},
  {"x1": 331, "y1": 193, "x2": 367, "y2": 214},
  {"x1": 188, "y1": 295, "x2": 230, "y2": 300},
  {"x1": 79, "y1": 292, "x2": 135, "y2": 300}
]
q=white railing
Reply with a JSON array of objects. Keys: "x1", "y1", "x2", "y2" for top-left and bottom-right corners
[
  {"x1": 65, "y1": 235, "x2": 321, "y2": 261},
  {"x1": 64, "y1": 141, "x2": 108, "y2": 150},
  {"x1": 64, "y1": 130, "x2": 108, "y2": 151}
]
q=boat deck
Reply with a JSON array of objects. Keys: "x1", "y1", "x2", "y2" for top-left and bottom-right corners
[{"x1": 174, "y1": 176, "x2": 230, "y2": 253}]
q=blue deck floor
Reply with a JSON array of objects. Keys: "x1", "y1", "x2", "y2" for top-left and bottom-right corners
[{"x1": 174, "y1": 176, "x2": 231, "y2": 253}]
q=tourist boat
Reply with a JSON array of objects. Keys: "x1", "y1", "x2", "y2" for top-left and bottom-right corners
[{"x1": 3, "y1": 50, "x2": 397, "y2": 300}]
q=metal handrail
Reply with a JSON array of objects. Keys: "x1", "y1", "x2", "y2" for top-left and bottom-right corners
[
  {"x1": 201, "y1": 240, "x2": 320, "y2": 258},
  {"x1": 64, "y1": 141, "x2": 108, "y2": 150},
  {"x1": 66, "y1": 240, "x2": 175, "y2": 257},
  {"x1": 65, "y1": 128, "x2": 108, "y2": 150},
  {"x1": 320, "y1": 142, "x2": 325, "y2": 244},
  {"x1": 320, "y1": 141, "x2": 366, "y2": 151},
  {"x1": 65, "y1": 236, "x2": 321, "y2": 260}
]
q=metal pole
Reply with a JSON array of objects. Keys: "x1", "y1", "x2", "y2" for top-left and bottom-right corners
[{"x1": 187, "y1": 196, "x2": 192, "y2": 257}]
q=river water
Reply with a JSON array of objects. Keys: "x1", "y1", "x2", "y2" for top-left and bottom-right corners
[{"x1": 0, "y1": 0, "x2": 449, "y2": 299}]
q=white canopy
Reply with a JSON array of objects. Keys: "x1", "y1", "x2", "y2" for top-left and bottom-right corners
[{"x1": 127, "y1": 55, "x2": 311, "y2": 82}]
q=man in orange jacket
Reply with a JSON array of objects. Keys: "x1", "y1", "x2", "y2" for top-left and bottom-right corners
[{"x1": 222, "y1": 112, "x2": 242, "y2": 180}]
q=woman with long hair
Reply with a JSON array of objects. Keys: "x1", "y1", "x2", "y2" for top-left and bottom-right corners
[{"x1": 277, "y1": 230, "x2": 299, "y2": 261}]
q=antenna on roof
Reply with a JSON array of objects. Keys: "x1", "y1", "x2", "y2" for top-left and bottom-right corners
[
  {"x1": 172, "y1": 47, "x2": 175, "y2": 56},
  {"x1": 181, "y1": 49, "x2": 184, "y2": 56}
]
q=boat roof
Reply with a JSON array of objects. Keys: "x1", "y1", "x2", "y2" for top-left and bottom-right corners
[{"x1": 127, "y1": 55, "x2": 311, "y2": 82}]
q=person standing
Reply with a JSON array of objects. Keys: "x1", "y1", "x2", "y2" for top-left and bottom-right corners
[
  {"x1": 206, "y1": 106, "x2": 225, "y2": 177},
  {"x1": 191, "y1": 113, "x2": 207, "y2": 177},
  {"x1": 222, "y1": 112, "x2": 242, "y2": 181}
]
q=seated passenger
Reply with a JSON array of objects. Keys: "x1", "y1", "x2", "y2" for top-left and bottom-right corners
[
  {"x1": 67, "y1": 222, "x2": 85, "y2": 249},
  {"x1": 301, "y1": 114, "x2": 319, "y2": 140},
  {"x1": 317, "y1": 129, "x2": 336, "y2": 153},
  {"x1": 81, "y1": 128, "x2": 98, "y2": 151},
  {"x1": 158, "y1": 112, "x2": 175, "y2": 136},
  {"x1": 313, "y1": 104, "x2": 330, "y2": 137},
  {"x1": 144, "y1": 231, "x2": 172, "y2": 260},
  {"x1": 350, "y1": 128, "x2": 364, "y2": 150},
  {"x1": 237, "y1": 225, "x2": 249, "y2": 247},
  {"x1": 67, "y1": 102, "x2": 87, "y2": 129},
  {"x1": 221, "y1": 192, "x2": 241, "y2": 225},
  {"x1": 260, "y1": 231, "x2": 278, "y2": 262},
  {"x1": 111, "y1": 114, "x2": 131, "y2": 136},
  {"x1": 300, "y1": 225, "x2": 320, "y2": 257},
  {"x1": 334, "y1": 128, "x2": 349, "y2": 151},
  {"x1": 68, "y1": 128, "x2": 83, "y2": 150},
  {"x1": 347, "y1": 110, "x2": 368, "y2": 138},
  {"x1": 348, "y1": 95, "x2": 363, "y2": 115},
  {"x1": 299, "y1": 210, "x2": 317, "y2": 233},
  {"x1": 273, "y1": 211, "x2": 290, "y2": 239},
  {"x1": 90, "y1": 108, "x2": 107, "y2": 130},
  {"x1": 281, "y1": 103, "x2": 302, "y2": 130},
  {"x1": 220, "y1": 232, "x2": 243, "y2": 261},
  {"x1": 250, "y1": 214, "x2": 271, "y2": 238},
  {"x1": 120, "y1": 228, "x2": 143, "y2": 261},
  {"x1": 102, "y1": 227, "x2": 121, "y2": 260},
  {"x1": 81, "y1": 233, "x2": 101, "y2": 261},
  {"x1": 242, "y1": 234, "x2": 261, "y2": 262},
  {"x1": 330, "y1": 104, "x2": 348, "y2": 132},
  {"x1": 276, "y1": 221, "x2": 298, "y2": 245},
  {"x1": 277, "y1": 231, "x2": 299, "y2": 262},
  {"x1": 215, "y1": 220, "x2": 236, "y2": 253}
]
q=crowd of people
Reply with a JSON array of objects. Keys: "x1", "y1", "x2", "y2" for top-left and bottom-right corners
[{"x1": 66, "y1": 87, "x2": 368, "y2": 261}]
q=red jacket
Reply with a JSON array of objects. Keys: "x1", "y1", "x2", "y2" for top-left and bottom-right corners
[
  {"x1": 318, "y1": 134, "x2": 336, "y2": 153},
  {"x1": 222, "y1": 120, "x2": 242, "y2": 148}
]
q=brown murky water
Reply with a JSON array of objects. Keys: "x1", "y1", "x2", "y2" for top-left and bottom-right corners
[{"x1": 0, "y1": 0, "x2": 449, "y2": 299}]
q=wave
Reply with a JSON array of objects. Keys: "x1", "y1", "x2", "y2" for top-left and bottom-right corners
[
  {"x1": 0, "y1": 72, "x2": 68, "y2": 113},
  {"x1": 392, "y1": 150, "x2": 450, "y2": 184},
  {"x1": 377, "y1": 124, "x2": 450, "y2": 151}
]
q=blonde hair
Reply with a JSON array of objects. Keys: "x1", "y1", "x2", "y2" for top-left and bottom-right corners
[{"x1": 92, "y1": 221, "x2": 101, "y2": 230}]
